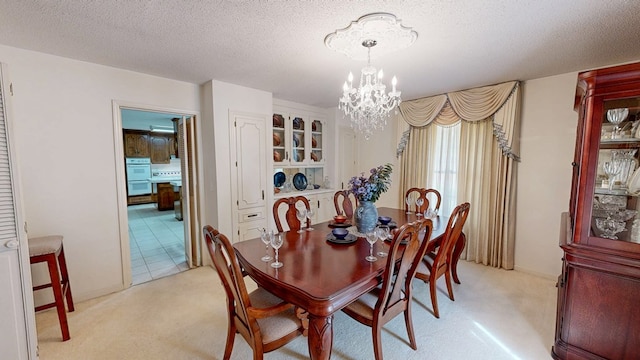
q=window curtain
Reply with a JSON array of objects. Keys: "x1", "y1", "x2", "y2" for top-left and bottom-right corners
[{"x1": 396, "y1": 81, "x2": 520, "y2": 269}]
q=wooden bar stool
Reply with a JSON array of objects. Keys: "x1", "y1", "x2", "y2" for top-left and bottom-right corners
[{"x1": 29, "y1": 235, "x2": 74, "y2": 341}]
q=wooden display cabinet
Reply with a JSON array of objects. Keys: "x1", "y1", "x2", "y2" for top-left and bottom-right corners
[
  {"x1": 150, "y1": 133, "x2": 172, "y2": 164},
  {"x1": 553, "y1": 62, "x2": 640, "y2": 359}
]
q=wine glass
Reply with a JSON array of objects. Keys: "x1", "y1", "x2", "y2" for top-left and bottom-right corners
[
  {"x1": 306, "y1": 208, "x2": 315, "y2": 231},
  {"x1": 260, "y1": 228, "x2": 272, "y2": 262},
  {"x1": 606, "y1": 108, "x2": 629, "y2": 139},
  {"x1": 296, "y1": 207, "x2": 307, "y2": 233},
  {"x1": 270, "y1": 233, "x2": 283, "y2": 268},
  {"x1": 415, "y1": 198, "x2": 424, "y2": 217},
  {"x1": 376, "y1": 226, "x2": 390, "y2": 257},
  {"x1": 365, "y1": 232, "x2": 378, "y2": 262},
  {"x1": 603, "y1": 161, "x2": 622, "y2": 190},
  {"x1": 405, "y1": 195, "x2": 412, "y2": 214}
]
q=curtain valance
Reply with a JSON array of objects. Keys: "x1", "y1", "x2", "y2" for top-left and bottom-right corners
[{"x1": 396, "y1": 81, "x2": 520, "y2": 160}]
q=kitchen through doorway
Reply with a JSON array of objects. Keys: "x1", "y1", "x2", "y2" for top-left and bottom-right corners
[{"x1": 117, "y1": 105, "x2": 201, "y2": 286}]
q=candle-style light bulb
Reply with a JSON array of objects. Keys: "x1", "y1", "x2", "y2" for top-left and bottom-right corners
[
  {"x1": 392, "y1": 76, "x2": 397, "y2": 93},
  {"x1": 348, "y1": 72, "x2": 353, "y2": 85},
  {"x1": 378, "y1": 69, "x2": 384, "y2": 79},
  {"x1": 343, "y1": 81, "x2": 348, "y2": 92}
]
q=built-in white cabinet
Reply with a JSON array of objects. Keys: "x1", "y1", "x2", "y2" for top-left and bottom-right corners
[
  {"x1": 230, "y1": 111, "x2": 268, "y2": 242},
  {"x1": 272, "y1": 109, "x2": 326, "y2": 167},
  {"x1": 0, "y1": 64, "x2": 38, "y2": 359},
  {"x1": 271, "y1": 190, "x2": 334, "y2": 231}
]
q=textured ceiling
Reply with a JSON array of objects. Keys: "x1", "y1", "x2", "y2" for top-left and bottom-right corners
[{"x1": 1, "y1": 1, "x2": 640, "y2": 108}]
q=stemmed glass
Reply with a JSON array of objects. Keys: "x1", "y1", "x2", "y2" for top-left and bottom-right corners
[
  {"x1": 606, "y1": 108, "x2": 629, "y2": 139},
  {"x1": 415, "y1": 198, "x2": 424, "y2": 217},
  {"x1": 376, "y1": 226, "x2": 390, "y2": 257},
  {"x1": 270, "y1": 233, "x2": 283, "y2": 268},
  {"x1": 603, "y1": 161, "x2": 622, "y2": 190},
  {"x1": 405, "y1": 195, "x2": 412, "y2": 214},
  {"x1": 259, "y1": 228, "x2": 272, "y2": 262},
  {"x1": 305, "y1": 208, "x2": 315, "y2": 231},
  {"x1": 424, "y1": 208, "x2": 438, "y2": 219},
  {"x1": 365, "y1": 232, "x2": 378, "y2": 262},
  {"x1": 296, "y1": 207, "x2": 307, "y2": 233}
]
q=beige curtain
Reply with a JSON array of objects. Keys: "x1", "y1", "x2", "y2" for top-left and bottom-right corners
[{"x1": 397, "y1": 81, "x2": 520, "y2": 269}]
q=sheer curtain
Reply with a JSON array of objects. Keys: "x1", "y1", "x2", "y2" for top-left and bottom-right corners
[{"x1": 396, "y1": 81, "x2": 520, "y2": 269}]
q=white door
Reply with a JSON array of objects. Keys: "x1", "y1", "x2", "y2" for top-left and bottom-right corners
[
  {"x1": 339, "y1": 127, "x2": 357, "y2": 190},
  {"x1": 230, "y1": 111, "x2": 267, "y2": 242},
  {"x1": 0, "y1": 63, "x2": 38, "y2": 359},
  {"x1": 234, "y1": 113, "x2": 266, "y2": 210}
]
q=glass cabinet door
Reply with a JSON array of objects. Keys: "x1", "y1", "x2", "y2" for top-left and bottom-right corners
[
  {"x1": 310, "y1": 119, "x2": 324, "y2": 164},
  {"x1": 592, "y1": 97, "x2": 640, "y2": 243},
  {"x1": 272, "y1": 113, "x2": 286, "y2": 164},
  {"x1": 290, "y1": 116, "x2": 306, "y2": 164}
]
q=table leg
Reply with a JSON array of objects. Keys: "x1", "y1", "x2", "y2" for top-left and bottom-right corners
[
  {"x1": 308, "y1": 314, "x2": 333, "y2": 360},
  {"x1": 451, "y1": 232, "x2": 466, "y2": 284}
]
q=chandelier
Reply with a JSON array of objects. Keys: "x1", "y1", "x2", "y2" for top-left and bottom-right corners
[
  {"x1": 339, "y1": 39, "x2": 401, "y2": 140},
  {"x1": 325, "y1": 13, "x2": 417, "y2": 140}
]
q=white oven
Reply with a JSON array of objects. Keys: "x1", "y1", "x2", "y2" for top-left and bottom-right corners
[{"x1": 126, "y1": 158, "x2": 151, "y2": 196}]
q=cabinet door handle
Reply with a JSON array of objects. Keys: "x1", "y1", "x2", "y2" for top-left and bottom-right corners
[
  {"x1": 4, "y1": 240, "x2": 19, "y2": 249},
  {"x1": 248, "y1": 214, "x2": 258, "y2": 218},
  {"x1": 262, "y1": 190, "x2": 265, "y2": 200}
]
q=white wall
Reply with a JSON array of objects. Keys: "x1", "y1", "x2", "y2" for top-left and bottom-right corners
[
  {"x1": 203, "y1": 80, "x2": 272, "y2": 241},
  {"x1": 515, "y1": 73, "x2": 577, "y2": 278},
  {"x1": 0, "y1": 45, "x2": 200, "y2": 301},
  {"x1": 356, "y1": 73, "x2": 579, "y2": 278}
]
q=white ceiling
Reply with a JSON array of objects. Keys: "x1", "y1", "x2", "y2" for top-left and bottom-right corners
[{"x1": 1, "y1": 1, "x2": 640, "y2": 108}]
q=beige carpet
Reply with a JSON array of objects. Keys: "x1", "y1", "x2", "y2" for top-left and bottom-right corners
[{"x1": 36, "y1": 261, "x2": 556, "y2": 359}]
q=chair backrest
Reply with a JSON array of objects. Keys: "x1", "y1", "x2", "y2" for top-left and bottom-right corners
[
  {"x1": 273, "y1": 196, "x2": 311, "y2": 232},
  {"x1": 376, "y1": 219, "x2": 433, "y2": 318},
  {"x1": 431, "y1": 202, "x2": 470, "y2": 273},
  {"x1": 203, "y1": 225, "x2": 254, "y2": 336},
  {"x1": 405, "y1": 188, "x2": 442, "y2": 214},
  {"x1": 333, "y1": 190, "x2": 358, "y2": 218}
]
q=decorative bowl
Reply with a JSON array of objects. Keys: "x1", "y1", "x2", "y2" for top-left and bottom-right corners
[
  {"x1": 606, "y1": 108, "x2": 629, "y2": 125},
  {"x1": 334, "y1": 215, "x2": 347, "y2": 224},
  {"x1": 313, "y1": 184, "x2": 321, "y2": 189},
  {"x1": 332, "y1": 228, "x2": 349, "y2": 239},
  {"x1": 378, "y1": 216, "x2": 392, "y2": 225}
]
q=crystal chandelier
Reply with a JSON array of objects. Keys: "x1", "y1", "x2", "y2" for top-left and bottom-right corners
[
  {"x1": 325, "y1": 13, "x2": 417, "y2": 140},
  {"x1": 339, "y1": 39, "x2": 401, "y2": 140}
]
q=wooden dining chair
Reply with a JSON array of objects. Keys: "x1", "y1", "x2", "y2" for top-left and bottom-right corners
[
  {"x1": 415, "y1": 202, "x2": 470, "y2": 318},
  {"x1": 404, "y1": 188, "x2": 442, "y2": 214},
  {"x1": 273, "y1": 196, "x2": 311, "y2": 232},
  {"x1": 341, "y1": 220, "x2": 433, "y2": 360},
  {"x1": 203, "y1": 225, "x2": 304, "y2": 360},
  {"x1": 333, "y1": 190, "x2": 358, "y2": 218}
]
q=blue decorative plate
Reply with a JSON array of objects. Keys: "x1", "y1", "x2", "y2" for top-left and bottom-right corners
[
  {"x1": 274, "y1": 171, "x2": 286, "y2": 188},
  {"x1": 326, "y1": 233, "x2": 357, "y2": 244},
  {"x1": 293, "y1": 173, "x2": 307, "y2": 191}
]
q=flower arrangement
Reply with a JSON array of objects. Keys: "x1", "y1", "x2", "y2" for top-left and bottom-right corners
[{"x1": 348, "y1": 163, "x2": 393, "y2": 202}]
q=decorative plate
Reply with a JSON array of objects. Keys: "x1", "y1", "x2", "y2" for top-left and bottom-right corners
[
  {"x1": 274, "y1": 171, "x2": 286, "y2": 187},
  {"x1": 273, "y1": 114, "x2": 284, "y2": 128},
  {"x1": 293, "y1": 173, "x2": 307, "y2": 191},
  {"x1": 326, "y1": 233, "x2": 357, "y2": 244}
]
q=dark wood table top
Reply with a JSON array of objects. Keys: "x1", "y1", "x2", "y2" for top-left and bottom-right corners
[{"x1": 233, "y1": 207, "x2": 447, "y2": 316}]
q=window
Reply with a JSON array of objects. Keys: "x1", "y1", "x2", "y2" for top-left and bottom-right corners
[{"x1": 428, "y1": 123, "x2": 460, "y2": 216}]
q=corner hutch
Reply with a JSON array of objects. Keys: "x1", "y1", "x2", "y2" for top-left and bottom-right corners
[{"x1": 554, "y1": 62, "x2": 640, "y2": 359}]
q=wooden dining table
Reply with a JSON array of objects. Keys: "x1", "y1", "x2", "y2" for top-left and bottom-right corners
[{"x1": 233, "y1": 207, "x2": 465, "y2": 360}]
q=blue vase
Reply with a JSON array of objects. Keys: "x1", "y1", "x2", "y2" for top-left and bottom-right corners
[{"x1": 354, "y1": 201, "x2": 378, "y2": 233}]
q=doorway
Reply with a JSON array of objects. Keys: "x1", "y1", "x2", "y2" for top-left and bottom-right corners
[{"x1": 113, "y1": 101, "x2": 202, "y2": 288}]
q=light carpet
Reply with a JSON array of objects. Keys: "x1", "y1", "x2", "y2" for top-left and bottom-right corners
[{"x1": 35, "y1": 261, "x2": 556, "y2": 359}]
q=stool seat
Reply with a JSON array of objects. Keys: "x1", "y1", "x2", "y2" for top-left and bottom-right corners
[
  {"x1": 28, "y1": 235, "x2": 63, "y2": 257},
  {"x1": 29, "y1": 235, "x2": 74, "y2": 341}
]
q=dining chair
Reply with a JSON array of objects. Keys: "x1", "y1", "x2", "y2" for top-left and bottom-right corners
[
  {"x1": 415, "y1": 202, "x2": 470, "y2": 318},
  {"x1": 404, "y1": 188, "x2": 442, "y2": 214},
  {"x1": 273, "y1": 196, "x2": 311, "y2": 232},
  {"x1": 341, "y1": 220, "x2": 433, "y2": 360},
  {"x1": 203, "y1": 225, "x2": 304, "y2": 360},
  {"x1": 333, "y1": 190, "x2": 358, "y2": 218}
]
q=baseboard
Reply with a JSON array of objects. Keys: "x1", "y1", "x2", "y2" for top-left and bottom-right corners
[{"x1": 513, "y1": 265, "x2": 557, "y2": 281}]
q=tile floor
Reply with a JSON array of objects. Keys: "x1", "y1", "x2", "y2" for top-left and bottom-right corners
[{"x1": 127, "y1": 203, "x2": 188, "y2": 285}]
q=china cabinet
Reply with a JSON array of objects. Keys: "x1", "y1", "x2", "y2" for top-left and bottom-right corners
[
  {"x1": 272, "y1": 110, "x2": 325, "y2": 166},
  {"x1": 553, "y1": 62, "x2": 640, "y2": 359}
]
